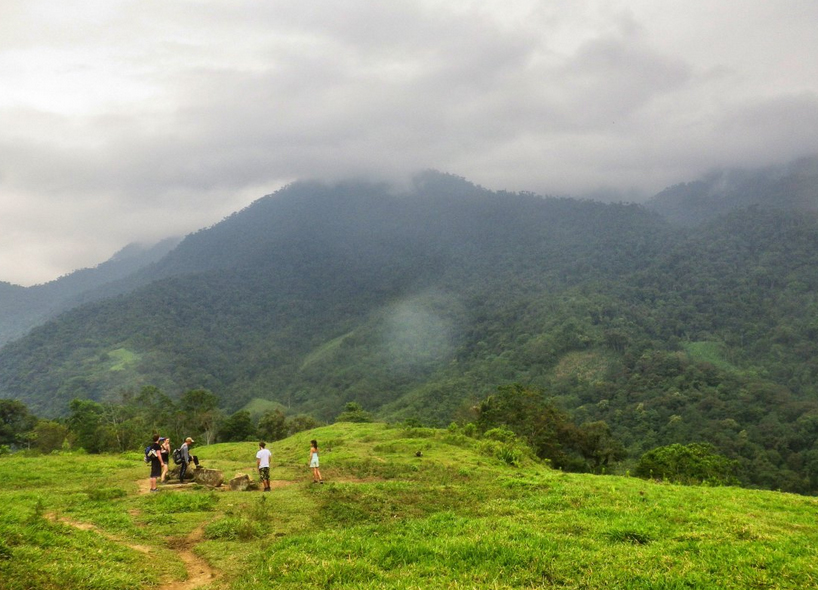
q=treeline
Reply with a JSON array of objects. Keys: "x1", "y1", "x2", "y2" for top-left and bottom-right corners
[
  {"x1": 1, "y1": 387, "x2": 740, "y2": 491},
  {"x1": 0, "y1": 387, "x2": 322, "y2": 455}
]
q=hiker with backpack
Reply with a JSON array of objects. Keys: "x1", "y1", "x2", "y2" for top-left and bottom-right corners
[
  {"x1": 146, "y1": 434, "x2": 164, "y2": 492},
  {"x1": 179, "y1": 437, "x2": 201, "y2": 483}
]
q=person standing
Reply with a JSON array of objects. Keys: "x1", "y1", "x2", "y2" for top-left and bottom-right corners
[
  {"x1": 148, "y1": 434, "x2": 164, "y2": 492},
  {"x1": 256, "y1": 441, "x2": 272, "y2": 492},
  {"x1": 179, "y1": 437, "x2": 200, "y2": 483},
  {"x1": 159, "y1": 437, "x2": 171, "y2": 483},
  {"x1": 309, "y1": 439, "x2": 323, "y2": 484}
]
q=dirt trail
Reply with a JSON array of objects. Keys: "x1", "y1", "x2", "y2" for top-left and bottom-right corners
[
  {"x1": 47, "y1": 514, "x2": 152, "y2": 554},
  {"x1": 50, "y1": 483, "x2": 220, "y2": 590},
  {"x1": 164, "y1": 525, "x2": 217, "y2": 590}
]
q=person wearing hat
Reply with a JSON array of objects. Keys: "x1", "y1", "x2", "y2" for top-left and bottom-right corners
[{"x1": 179, "y1": 437, "x2": 201, "y2": 483}]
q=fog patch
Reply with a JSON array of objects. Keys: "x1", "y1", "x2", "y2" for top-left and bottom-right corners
[{"x1": 380, "y1": 292, "x2": 458, "y2": 372}]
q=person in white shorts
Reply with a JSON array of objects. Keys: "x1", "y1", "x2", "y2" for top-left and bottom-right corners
[{"x1": 309, "y1": 439, "x2": 323, "y2": 484}]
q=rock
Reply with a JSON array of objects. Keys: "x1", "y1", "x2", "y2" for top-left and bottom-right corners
[
  {"x1": 167, "y1": 466, "x2": 194, "y2": 481},
  {"x1": 229, "y1": 474, "x2": 251, "y2": 491},
  {"x1": 229, "y1": 474, "x2": 261, "y2": 491},
  {"x1": 193, "y1": 468, "x2": 224, "y2": 487}
]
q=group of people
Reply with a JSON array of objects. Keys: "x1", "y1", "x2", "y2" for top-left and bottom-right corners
[
  {"x1": 255, "y1": 439, "x2": 324, "y2": 491},
  {"x1": 147, "y1": 435, "x2": 323, "y2": 492},
  {"x1": 146, "y1": 434, "x2": 200, "y2": 493}
]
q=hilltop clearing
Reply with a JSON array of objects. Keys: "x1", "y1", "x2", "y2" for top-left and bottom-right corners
[{"x1": 0, "y1": 423, "x2": 816, "y2": 589}]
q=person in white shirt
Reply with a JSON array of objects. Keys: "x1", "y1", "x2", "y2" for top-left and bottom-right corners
[{"x1": 256, "y1": 441, "x2": 272, "y2": 492}]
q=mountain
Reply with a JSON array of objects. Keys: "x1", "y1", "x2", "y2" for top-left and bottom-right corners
[
  {"x1": 0, "y1": 173, "x2": 674, "y2": 417},
  {"x1": 645, "y1": 156, "x2": 818, "y2": 225},
  {"x1": 0, "y1": 237, "x2": 181, "y2": 347},
  {"x1": 1, "y1": 169, "x2": 817, "y2": 493}
]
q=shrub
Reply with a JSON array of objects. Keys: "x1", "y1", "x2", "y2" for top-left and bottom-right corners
[{"x1": 634, "y1": 443, "x2": 739, "y2": 486}]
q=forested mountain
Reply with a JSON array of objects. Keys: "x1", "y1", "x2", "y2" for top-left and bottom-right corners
[
  {"x1": 0, "y1": 238, "x2": 180, "y2": 346},
  {"x1": 646, "y1": 156, "x2": 818, "y2": 225},
  {"x1": 1, "y1": 169, "x2": 818, "y2": 492}
]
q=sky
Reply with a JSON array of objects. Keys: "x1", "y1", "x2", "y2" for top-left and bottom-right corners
[{"x1": 1, "y1": 1, "x2": 818, "y2": 286}]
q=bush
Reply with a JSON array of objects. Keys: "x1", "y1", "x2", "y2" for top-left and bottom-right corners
[
  {"x1": 634, "y1": 443, "x2": 739, "y2": 486},
  {"x1": 483, "y1": 427, "x2": 518, "y2": 444}
]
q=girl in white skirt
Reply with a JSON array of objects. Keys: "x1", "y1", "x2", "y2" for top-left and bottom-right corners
[{"x1": 309, "y1": 439, "x2": 323, "y2": 484}]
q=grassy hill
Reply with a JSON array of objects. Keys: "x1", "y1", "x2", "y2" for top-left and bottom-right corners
[{"x1": 1, "y1": 423, "x2": 816, "y2": 589}]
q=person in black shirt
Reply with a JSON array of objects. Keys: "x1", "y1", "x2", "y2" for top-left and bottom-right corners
[{"x1": 148, "y1": 434, "x2": 164, "y2": 492}]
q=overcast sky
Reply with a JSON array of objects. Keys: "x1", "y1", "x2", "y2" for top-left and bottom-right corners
[{"x1": 2, "y1": 1, "x2": 817, "y2": 286}]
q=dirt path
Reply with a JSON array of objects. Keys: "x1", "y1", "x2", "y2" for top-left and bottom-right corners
[
  {"x1": 50, "y1": 501, "x2": 219, "y2": 590},
  {"x1": 47, "y1": 513, "x2": 153, "y2": 554},
  {"x1": 164, "y1": 525, "x2": 217, "y2": 590}
]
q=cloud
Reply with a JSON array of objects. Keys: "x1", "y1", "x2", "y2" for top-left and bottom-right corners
[{"x1": 1, "y1": 0, "x2": 818, "y2": 284}]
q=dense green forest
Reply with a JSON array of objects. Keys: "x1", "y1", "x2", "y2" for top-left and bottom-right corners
[{"x1": 1, "y1": 171, "x2": 817, "y2": 493}]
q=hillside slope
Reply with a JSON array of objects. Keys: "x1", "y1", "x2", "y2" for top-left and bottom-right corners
[
  {"x1": 1, "y1": 422, "x2": 817, "y2": 589},
  {"x1": 0, "y1": 237, "x2": 180, "y2": 347},
  {"x1": 646, "y1": 156, "x2": 818, "y2": 225},
  {"x1": 0, "y1": 173, "x2": 674, "y2": 417}
]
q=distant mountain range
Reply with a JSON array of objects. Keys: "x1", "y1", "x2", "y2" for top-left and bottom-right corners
[
  {"x1": 645, "y1": 156, "x2": 818, "y2": 225},
  {"x1": 0, "y1": 238, "x2": 180, "y2": 347},
  {"x1": 1, "y1": 161, "x2": 818, "y2": 493}
]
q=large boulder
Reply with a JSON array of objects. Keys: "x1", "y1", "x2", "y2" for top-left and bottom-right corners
[
  {"x1": 229, "y1": 473, "x2": 261, "y2": 491},
  {"x1": 193, "y1": 468, "x2": 224, "y2": 487},
  {"x1": 166, "y1": 466, "x2": 194, "y2": 481},
  {"x1": 229, "y1": 474, "x2": 251, "y2": 491}
]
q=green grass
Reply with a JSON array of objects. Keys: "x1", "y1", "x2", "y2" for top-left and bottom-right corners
[
  {"x1": 299, "y1": 330, "x2": 354, "y2": 370},
  {"x1": 106, "y1": 347, "x2": 139, "y2": 371},
  {"x1": 1, "y1": 423, "x2": 817, "y2": 589},
  {"x1": 682, "y1": 341, "x2": 737, "y2": 371}
]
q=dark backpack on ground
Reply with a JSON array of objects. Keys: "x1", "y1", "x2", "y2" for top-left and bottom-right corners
[{"x1": 172, "y1": 448, "x2": 183, "y2": 465}]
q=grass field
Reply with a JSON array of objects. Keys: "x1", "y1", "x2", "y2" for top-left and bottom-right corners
[{"x1": 1, "y1": 422, "x2": 816, "y2": 589}]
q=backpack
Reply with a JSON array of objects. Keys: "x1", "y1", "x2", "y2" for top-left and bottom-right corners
[
  {"x1": 144, "y1": 445, "x2": 155, "y2": 463},
  {"x1": 172, "y1": 448, "x2": 183, "y2": 465}
]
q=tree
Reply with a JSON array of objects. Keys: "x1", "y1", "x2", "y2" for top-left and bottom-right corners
[
  {"x1": 67, "y1": 399, "x2": 106, "y2": 453},
  {"x1": 634, "y1": 443, "x2": 739, "y2": 486},
  {"x1": 258, "y1": 409, "x2": 288, "y2": 442},
  {"x1": 476, "y1": 384, "x2": 575, "y2": 468},
  {"x1": 179, "y1": 389, "x2": 221, "y2": 445},
  {"x1": 0, "y1": 399, "x2": 37, "y2": 447},
  {"x1": 131, "y1": 386, "x2": 177, "y2": 435},
  {"x1": 219, "y1": 411, "x2": 257, "y2": 442},
  {"x1": 335, "y1": 402, "x2": 373, "y2": 423},
  {"x1": 286, "y1": 414, "x2": 322, "y2": 436},
  {"x1": 33, "y1": 420, "x2": 71, "y2": 453},
  {"x1": 575, "y1": 421, "x2": 626, "y2": 471}
]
